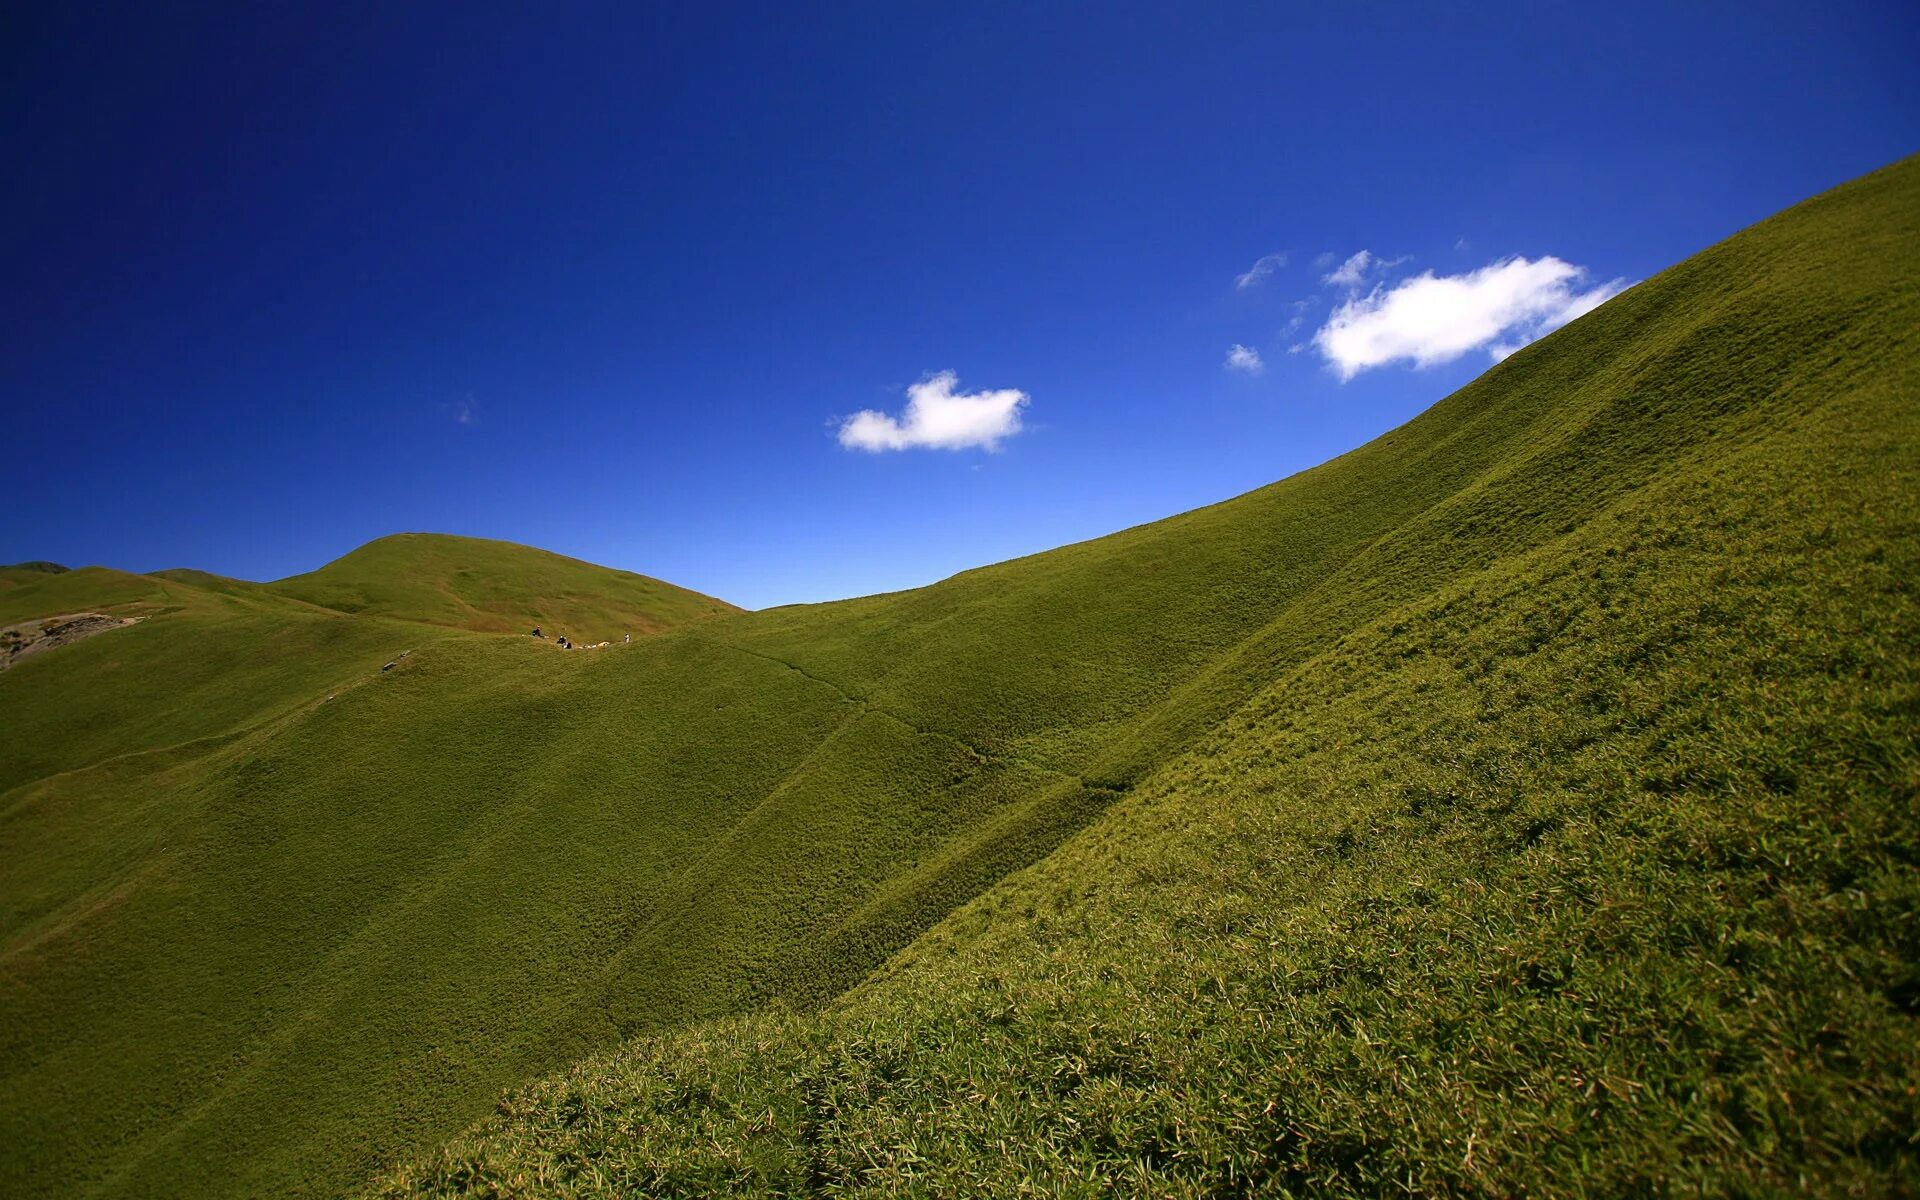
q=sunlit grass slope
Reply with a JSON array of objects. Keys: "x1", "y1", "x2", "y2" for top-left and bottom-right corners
[
  {"x1": 1, "y1": 156, "x2": 1914, "y2": 1199},
  {"x1": 268, "y1": 532, "x2": 741, "y2": 640}
]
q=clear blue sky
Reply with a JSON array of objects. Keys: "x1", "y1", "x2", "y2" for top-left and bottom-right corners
[{"x1": 4, "y1": 2, "x2": 1915, "y2": 608}]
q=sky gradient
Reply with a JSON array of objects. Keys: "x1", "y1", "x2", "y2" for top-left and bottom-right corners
[{"x1": 5, "y1": 2, "x2": 1917, "y2": 608}]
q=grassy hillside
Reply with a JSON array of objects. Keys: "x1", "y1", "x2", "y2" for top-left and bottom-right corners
[
  {"x1": 2, "y1": 156, "x2": 1914, "y2": 1198},
  {"x1": 388, "y1": 361, "x2": 1918, "y2": 1196},
  {"x1": 0, "y1": 562, "x2": 68, "y2": 591},
  {"x1": 267, "y1": 532, "x2": 741, "y2": 640},
  {"x1": 378, "y1": 156, "x2": 1920, "y2": 1195}
]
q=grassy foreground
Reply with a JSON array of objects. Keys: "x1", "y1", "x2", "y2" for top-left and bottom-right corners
[{"x1": 2, "y1": 156, "x2": 1916, "y2": 1197}]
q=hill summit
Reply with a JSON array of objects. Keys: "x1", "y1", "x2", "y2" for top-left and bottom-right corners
[{"x1": 267, "y1": 532, "x2": 740, "y2": 640}]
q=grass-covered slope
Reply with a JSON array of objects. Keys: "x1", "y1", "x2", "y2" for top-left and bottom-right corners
[
  {"x1": 268, "y1": 532, "x2": 741, "y2": 639},
  {"x1": 1, "y1": 156, "x2": 1914, "y2": 1199},
  {"x1": 0, "y1": 562, "x2": 68, "y2": 590},
  {"x1": 390, "y1": 363, "x2": 1918, "y2": 1196},
  {"x1": 0, "y1": 569, "x2": 449, "y2": 788},
  {"x1": 378, "y1": 158, "x2": 1920, "y2": 1195}
]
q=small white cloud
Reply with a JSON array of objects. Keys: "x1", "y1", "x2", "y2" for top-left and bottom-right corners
[
  {"x1": 1313, "y1": 250, "x2": 1337, "y2": 270},
  {"x1": 1234, "y1": 252, "x2": 1288, "y2": 290},
  {"x1": 1224, "y1": 344, "x2": 1264, "y2": 374},
  {"x1": 1283, "y1": 297, "x2": 1315, "y2": 335},
  {"x1": 837, "y1": 371, "x2": 1029, "y2": 452},
  {"x1": 1312, "y1": 255, "x2": 1629, "y2": 380}
]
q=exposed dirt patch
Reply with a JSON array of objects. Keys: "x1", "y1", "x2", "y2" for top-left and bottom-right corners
[{"x1": 1, "y1": 612, "x2": 143, "y2": 669}]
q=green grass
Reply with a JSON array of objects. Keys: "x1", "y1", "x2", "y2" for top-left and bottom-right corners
[
  {"x1": 3, "y1": 156, "x2": 1916, "y2": 1198},
  {"x1": 268, "y1": 532, "x2": 741, "y2": 641},
  {"x1": 0, "y1": 562, "x2": 69, "y2": 591}
]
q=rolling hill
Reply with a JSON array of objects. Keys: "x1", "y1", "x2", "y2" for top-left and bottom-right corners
[
  {"x1": 0, "y1": 563, "x2": 69, "y2": 591},
  {"x1": 2, "y1": 156, "x2": 1915, "y2": 1198},
  {"x1": 266, "y1": 532, "x2": 741, "y2": 640}
]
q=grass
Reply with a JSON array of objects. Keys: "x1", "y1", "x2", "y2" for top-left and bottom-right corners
[
  {"x1": 388, "y1": 350, "x2": 1919, "y2": 1197},
  {"x1": 2, "y1": 155, "x2": 1916, "y2": 1198},
  {"x1": 268, "y1": 532, "x2": 741, "y2": 641},
  {"x1": 0, "y1": 562, "x2": 69, "y2": 591}
]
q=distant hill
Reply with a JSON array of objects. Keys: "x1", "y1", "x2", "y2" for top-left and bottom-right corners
[
  {"x1": 0, "y1": 565, "x2": 174, "y2": 625},
  {"x1": 267, "y1": 532, "x2": 740, "y2": 640},
  {"x1": 0, "y1": 562, "x2": 68, "y2": 590},
  {"x1": 1, "y1": 158, "x2": 1915, "y2": 1199}
]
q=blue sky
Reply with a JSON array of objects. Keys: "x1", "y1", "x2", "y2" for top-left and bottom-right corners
[{"x1": 4, "y1": 2, "x2": 1916, "y2": 608}]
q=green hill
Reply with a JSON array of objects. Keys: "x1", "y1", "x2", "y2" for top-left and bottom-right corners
[
  {"x1": 2, "y1": 157, "x2": 1915, "y2": 1198},
  {"x1": 267, "y1": 532, "x2": 741, "y2": 640},
  {"x1": 0, "y1": 562, "x2": 68, "y2": 591}
]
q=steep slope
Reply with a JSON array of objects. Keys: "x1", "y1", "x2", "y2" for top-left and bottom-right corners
[
  {"x1": 268, "y1": 532, "x2": 740, "y2": 639},
  {"x1": 389, "y1": 341, "x2": 1918, "y2": 1195},
  {"x1": 1, "y1": 156, "x2": 1914, "y2": 1199},
  {"x1": 377, "y1": 156, "x2": 1920, "y2": 1195}
]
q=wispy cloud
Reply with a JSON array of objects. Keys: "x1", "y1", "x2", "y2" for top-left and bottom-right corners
[
  {"x1": 1322, "y1": 249, "x2": 1410, "y2": 291},
  {"x1": 1224, "y1": 343, "x2": 1264, "y2": 374},
  {"x1": 1234, "y1": 252, "x2": 1288, "y2": 290},
  {"x1": 1322, "y1": 250, "x2": 1374, "y2": 289},
  {"x1": 837, "y1": 371, "x2": 1029, "y2": 452},
  {"x1": 1312, "y1": 256, "x2": 1629, "y2": 380}
]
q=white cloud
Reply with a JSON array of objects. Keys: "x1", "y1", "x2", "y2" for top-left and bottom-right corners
[
  {"x1": 1323, "y1": 249, "x2": 1411, "y2": 291},
  {"x1": 1234, "y1": 252, "x2": 1287, "y2": 290},
  {"x1": 1312, "y1": 256, "x2": 1629, "y2": 380},
  {"x1": 1224, "y1": 343, "x2": 1264, "y2": 374},
  {"x1": 837, "y1": 371, "x2": 1029, "y2": 452},
  {"x1": 1283, "y1": 297, "x2": 1315, "y2": 335},
  {"x1": 1323, "y1": 250, "x2": 1375, "y2": 289}
]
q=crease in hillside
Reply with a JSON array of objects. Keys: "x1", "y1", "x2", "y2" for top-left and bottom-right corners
[
  {"x1": 569, "y1": 637, "x2": 1129, "y2": 1040},
  {"x1": 574, "y1": 701, "x2": 876, "y2": 1035},
  {"x1": 691, "y1": 636, "x2": 1123, "y2": 800}
]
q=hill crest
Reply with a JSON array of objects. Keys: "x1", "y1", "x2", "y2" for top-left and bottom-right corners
[{"x1": 265, "y1": 532, "x2": 739, "y2": 641}]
